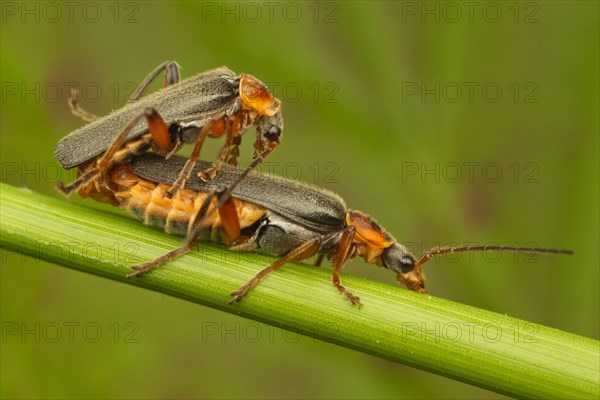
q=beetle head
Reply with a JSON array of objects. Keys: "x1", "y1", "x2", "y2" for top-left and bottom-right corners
[
  {"x1": 381, "y1": 245, "x2": 426, "y2": 294},
  {"x1": 253, "y1": 112, "x2": 284, "y2": 157},
  {"x1": 346, "y1": 211, "x2": 427, "y2": 294}
]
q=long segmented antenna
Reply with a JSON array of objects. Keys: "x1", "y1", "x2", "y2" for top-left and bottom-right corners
[{"x1": 416, "y1": 245, "x2": 574, "y2": 268}]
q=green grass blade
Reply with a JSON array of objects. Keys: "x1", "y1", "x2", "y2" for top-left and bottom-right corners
[{"x1": 1, "y1": 182, "x2": 598, "y2": 399}]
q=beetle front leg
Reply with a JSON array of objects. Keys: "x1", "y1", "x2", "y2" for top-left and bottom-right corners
[
  {"x1": 199, "y1": 110, "x2": 283, "y2": 182},
  {"x1": 198, "y1": 117, "x2": 238, "y2": 181},
  {"x1": 227, "y1": 136, "x2": 242, "y2": 167}
]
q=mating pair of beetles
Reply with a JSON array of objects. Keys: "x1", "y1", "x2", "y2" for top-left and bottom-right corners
[{"x1": 54, "y1": 61, "x2": 571, "y2": 307}]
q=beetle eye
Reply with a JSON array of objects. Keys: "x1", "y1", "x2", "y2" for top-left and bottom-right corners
[
  {"x1": 258, "y1": 114, "x2": 284, "y2": 142},
  {"x1": 263, "y1": 126, "x2": 281, "y2": 141},
  {"x1": 399, "y1": 255, "x2": 415, "y2": 273}
]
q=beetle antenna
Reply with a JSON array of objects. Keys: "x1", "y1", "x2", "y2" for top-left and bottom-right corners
[
  {"x1": 415, "y1": 245, "x2": 573, "y2": 268},
  {"x1": 189, "y1": 146, "x2": 276, "y2": 232}
]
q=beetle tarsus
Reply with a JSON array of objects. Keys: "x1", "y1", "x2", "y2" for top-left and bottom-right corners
[
  {"x1": 228, "y1": 287, "x2": 251, "y2": 304},
  {"x1": 227, "y1": 272, "x2": 263, "y2": 304},
  {"x1": 126, "y1": 240, "x2": 196, "y2": 279},
  {"x1": 198, "y1": 162, "x2": 222, "y2": 182},
  {"x1": 166, "y1": 158, "x2": 197, "y2": 198},
  {"x1": 127, "y1": 263, "x2": 154, "y2": 279},
  {"x1": 55, "y1": 169, "x2": 101, "y2": 196},
  {"x1": 55, "y1": 181, "x2": 68, "y2": 195},
  {"x1": 335, "y1": 284, "x2": 363, "y2": 307},
  {"x1": 165, "y1": 178, "x2": 184, "y2": 198}
]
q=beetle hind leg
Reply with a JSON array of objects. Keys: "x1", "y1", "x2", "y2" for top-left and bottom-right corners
[
  {"x1": 55, "y1": 168, "x2": 101, "y2": 196},
  {"x1": 127, "y1": 183, "x2": 243, "y2": 278},
  {"x1": 126, "y1": 241, "x2": 197, "y2": 278},
  {"x1": 128, "y1": 147, "x2": 282, "y2": 282},
  {"x1": 57, "y1": 108, "x2": 174, "y2": 196}
]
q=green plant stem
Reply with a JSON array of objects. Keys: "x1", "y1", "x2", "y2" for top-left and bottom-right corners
[{"x1": 1, "y1": 182, "x2": 598, "y2": 398}]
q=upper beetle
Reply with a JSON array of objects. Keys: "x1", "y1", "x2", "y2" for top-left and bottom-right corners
[{"x1": 55, "y1": 61, "x2": 283, "y2": 197}]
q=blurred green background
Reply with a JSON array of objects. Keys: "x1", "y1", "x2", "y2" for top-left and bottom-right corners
[{"x1": 1, "y1": 1, "x2": 598, "y2": 398}]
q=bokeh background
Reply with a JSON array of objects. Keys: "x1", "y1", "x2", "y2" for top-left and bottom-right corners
[{"x1": 1, "y1": 1, "x2": 598, "y2": 398}]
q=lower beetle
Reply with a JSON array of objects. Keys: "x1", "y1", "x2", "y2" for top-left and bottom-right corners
[{"x1": 84, "y1": 153, "x2": 572, "y2": 306}]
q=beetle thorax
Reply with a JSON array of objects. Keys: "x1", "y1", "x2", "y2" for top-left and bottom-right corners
[
  {"x1": 239, "y1": 74, "x2": 281, "y2": 117},
  {"x1": 346, "y1": 210, "x2": 395, "y2": 265}
]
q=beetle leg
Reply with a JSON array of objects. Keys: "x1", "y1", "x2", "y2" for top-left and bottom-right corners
[
  {"x1": 331, "y1": 226, "x2": 362, "y2": 307},
  {"x1": 227, "y1": 136, "x2": 242, "y2": 167},
  {"x1": 144, "y1": 108, "x2": 175, "y2": 157},
  {"x1": 187, "y1": 146, "x2": 275, "y2": 237},
  {"x1": 126, "y1": 185, "x2": 223, "y2": 277},
  {"x1": 198, "y1": 117, "x2": 237, "y2": 181},
  {"x1": 127, "y1": 181, "x2": 243, "y2": 278},
  {"x1": 126, "y1": 238, "x2": 198, "y2": 279},
  {"x1": 57, "y1": 108, "x2": 172, "y2": 196},
  {"x1": 55, "y1": 167, "x2": 101, "y2": 196},
  {"x1": 68, "y1": 87, "x2": 98, "y2": 122},
  {"x1": 127, "y1": 147, "x2": 278, "y2": 277},
  {"x1": 167, "y1": 111, "x2": 247, "y2": 195},
  {"x1": 187, "y1": 146, "x2": 275, "y2": 242},
  {"x1": 314, "y1": 253, "x2": 326, "y2": 267},
  {"x1": 165, "y1": 121, "x2": 213, "y2": 197},
  {"x1": 216, "y1": 187, "x2": 241, "y2": 245},
  {"x1": 86, "y1": 108, "x2": 174, "y2": 192},
  {"x1": 228, "y1": 236, "x2": 322, "y2": 305},
  {"x1": 228, "y1": 218, "x2": 267, "y2": 251},
  {"x1": 128, "y1": 60, "x2": 180, "y2": 103},
  {"x1": 56, "y1": 111, "x2": 147, "y2": 195}
]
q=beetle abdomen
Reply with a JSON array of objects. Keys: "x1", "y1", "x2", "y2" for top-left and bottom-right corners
[
  {"x1": 131, "y1": 153, "x2": 348, "y2": 234},
  {"x1": 109, "y1": 164, "x2": 266, "y2": 238}
]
